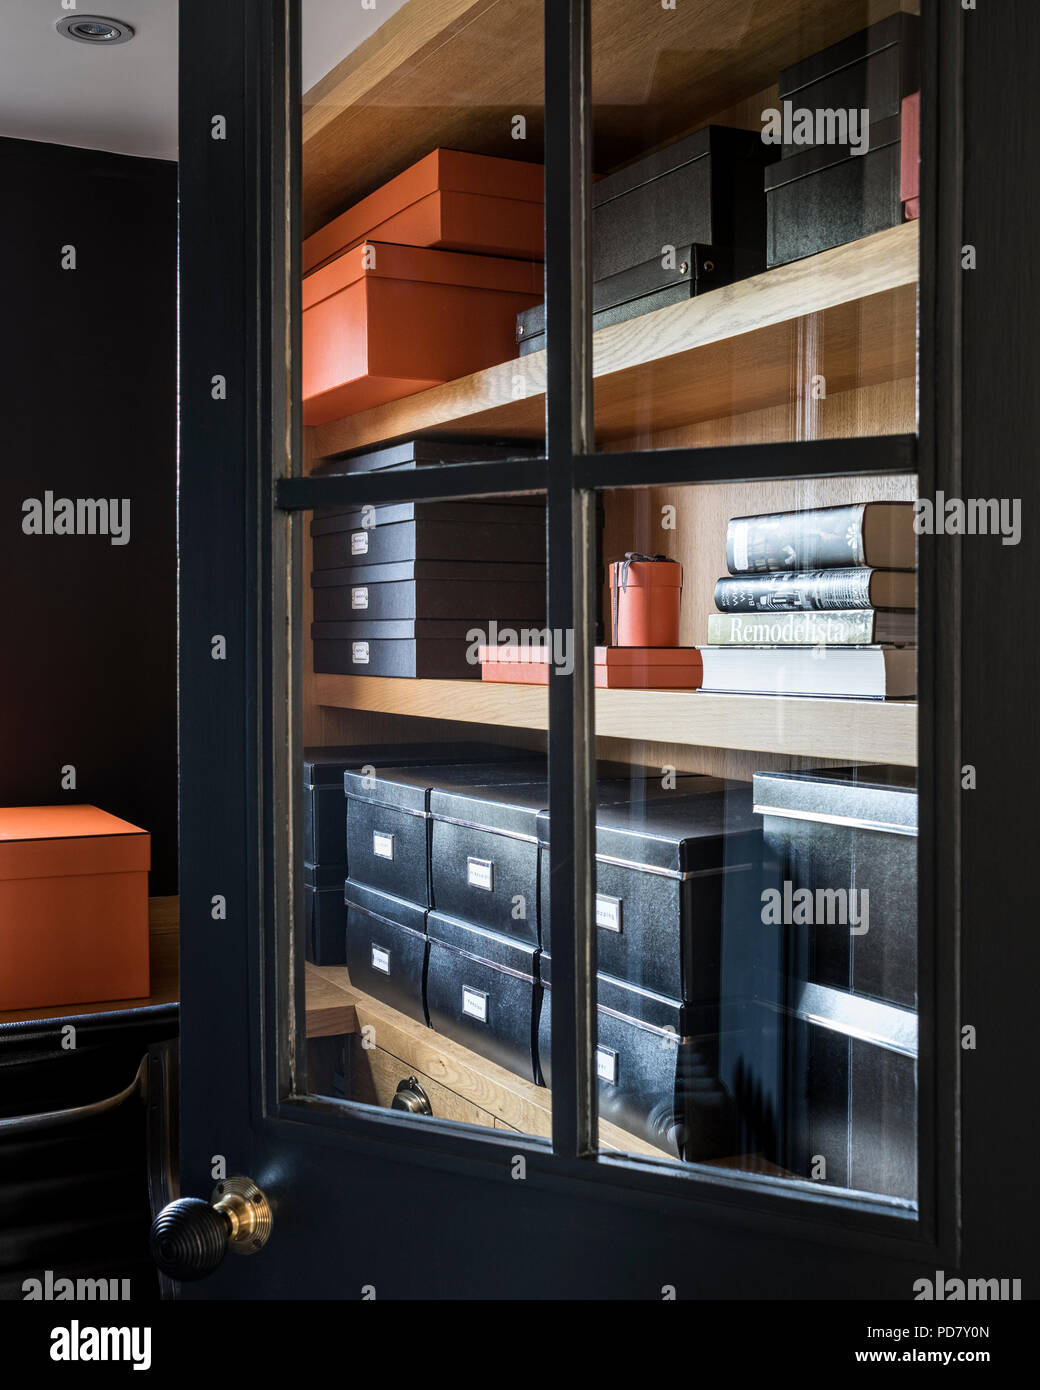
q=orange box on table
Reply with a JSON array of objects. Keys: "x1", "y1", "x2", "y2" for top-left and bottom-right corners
[
  {"x1": 0, "y1": 805, "x2": 150, "y2": 1012},
  {"x1": 480, "y1": 645, "x2": 704, "y2": 689},
  {"x1": 302, "y1": 148, "x2": 545, "y2": 274},
  {"x1": 302, "y1": 240, "x2": 542, "y2": 425}
]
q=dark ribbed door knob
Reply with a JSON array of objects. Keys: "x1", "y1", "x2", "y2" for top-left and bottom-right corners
[{"x1": 149, "y1": 1177, "x2": 272, "y2": 1281}]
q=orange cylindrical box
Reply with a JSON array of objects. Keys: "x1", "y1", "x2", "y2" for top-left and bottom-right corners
[
  {"x1": 0, "y1": 805, "x2": 150, "y2": 1012},
  {"x1": 609, "y1": 555, "x2": 682, "y2": 647},
  {"x1": 302, "y1": 240, "x2": 542, "y2": 425}
]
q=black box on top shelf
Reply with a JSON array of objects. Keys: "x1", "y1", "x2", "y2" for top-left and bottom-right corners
[
  {"x1": 764, "y1": 113, "x2": 904, "y2": 267},
  {"x1": 310, "y1": 558, "x2": 547, "y2": 624},
  {"x1": 777, "y1": 12, "x2": 920, "y2": 158},
  {"x1": 751, "y1": 766, "x2": 917, "y2": 1199},
  {"x1": 516, "y1": 244, "x2": 764, "y2": 355},
  {"x1": 537, "y1": 961, "x2": 735, "y2": 1161},
  {"x1": 344, "y1": 880, "x2": 429, "y2": 1027},
  {"x1": 538, "y1": 782, "x2": 763, "y2": 1011},
  {"x1": 344, "y1": 759, "x2": 547, "y2": 907},
  {"x1": 592, "y1": 126, "x2": 775, "y2": 283},
  {"x1": 426, "y1": 912, "x2": 539, "y2": 1083},
  {"x1": 312, "y1": 437, "x2": 544, "y2": 475}
]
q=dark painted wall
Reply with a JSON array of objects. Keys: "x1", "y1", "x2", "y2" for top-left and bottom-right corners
[{"x1": 0, "y1": 138, "x2": 177, "y2": 893}]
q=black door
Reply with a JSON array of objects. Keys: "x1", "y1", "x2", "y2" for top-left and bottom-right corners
[{"x1": 170, "y1": 0, "x2": 1040, "y2": 1303}]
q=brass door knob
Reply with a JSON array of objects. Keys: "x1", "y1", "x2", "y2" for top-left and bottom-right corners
[
  {"x1": 149, "y1": 1176, "x2": 272, "y2": 1281},
  {"x1": 391, "y1": 1076, "x2": 433, "y2": 1115}
]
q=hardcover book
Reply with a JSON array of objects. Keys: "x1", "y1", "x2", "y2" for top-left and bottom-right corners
[
  {"x1": 725, "y1": 502, "x2": 916, "y2": 574},
  {"x1": 713, "y1": 568, "x2": 915, "y2": 613},
  {"x1": 706, "y1": 609, "x2": 915, "y2": 645}
]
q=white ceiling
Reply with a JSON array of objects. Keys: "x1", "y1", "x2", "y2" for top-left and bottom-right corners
[{"x1": 0, "y1": 0, "x2": 407, "y2": 162}]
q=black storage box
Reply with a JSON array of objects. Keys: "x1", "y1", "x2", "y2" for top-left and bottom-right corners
[
  {"x1": 431, "y1": 768, "x2": 707, "y2": 947},
  {"x1": 538, "y1": 962, "x2": 735, "y2": 1160},
  {"x1": 516, "y1": 244, "x2": 763, "y2": 356},
  {"x1": 592, "y1": 125, "x2": 774, "y2": 282},
  {"x1": 426, "y1": 912, "x2": 539, "y2": 1082},
  {"x1": 752, "y1": 766, "x2": 917, "y2": 1199},
  {"x1": 538, "y1": 783, "x2": 763, "y2": 1014},
  {"x1": 777, "y1": 12, "x2": 920, "y2": 157},
  {"x1": 304, "y1": 860, "x2": 347, "y2": 966},
  {"x1": 312, "y1": 437, "x2": 544, "y2": 475},
  {"x1": 314, "y1": 635, "x2": 503, "y2": 680},
  {"x1": 304, "y1": 741, "x2": 539, "y2": 867},
  {"x1": 344, "y1": 879, "x2": 429, "y2": 1026},
  {"x1": 765, "y1": 113, "x2": 903, "y2": 267},
  {"x1": 311, "y1": 557, "x2": 546, "y2": 624},
  {"x1": 345, "y1": 759, "x2": 547, "y2": 906},
  {"x1": 310, "y1": 507, "x2": 544, "y2": 571}
]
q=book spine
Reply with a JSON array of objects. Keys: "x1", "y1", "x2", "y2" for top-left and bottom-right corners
[
  {"x1": 726, "y1": 503, "x2": 868, "y2": 574},
  {"x1": 706, "y1": 610, "x2": 876, "y2": 644},
  {"x1": 714, "y1": 568, "x2": 876, "y2": 612}
]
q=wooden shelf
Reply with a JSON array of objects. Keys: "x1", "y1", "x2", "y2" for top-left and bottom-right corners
[
  {"x1": 303, "y1": 0, "x2": 918, "y2": 237},
  {"x1": 313, "y1": 222, "x2": 919, "y2": 458},
  {"x1": 315, "y1": 673, "x2": 917, "y2": 766},
  {"x1": 306, "y1": 964, "x2": 675, "y2": 1158}
]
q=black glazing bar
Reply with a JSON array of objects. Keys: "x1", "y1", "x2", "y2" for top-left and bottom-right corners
[
  {"x1": 574, "y1": 435, "x2": 918, "y2": 491},
  {"x1": 276, "y1": 458, "x2": 549, "y2": 510},
  {"x1": 546, "y1": 0, "x2": 596, "y2": 1161}
]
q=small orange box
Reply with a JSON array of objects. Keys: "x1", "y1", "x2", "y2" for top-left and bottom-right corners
[
  {"x1": 302, "y1": 240, "x2": 543, "y2": 425},
  {"x1": 302, "y1": 149, "x2": 545, "y2": 275},
  {"x1": 609, "y1": 557, "x2": 683, "y2": 647},
  {"x1": 479, "y1": 645, "x2": 703, "y2": 689},
  {"x1": 0, "y1": 806, "x2": 150, "y2": 1012}
]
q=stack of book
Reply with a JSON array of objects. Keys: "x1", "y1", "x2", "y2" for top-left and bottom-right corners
[{"x1": 698, "y1": 501, "x2": 917, "y2": 699}]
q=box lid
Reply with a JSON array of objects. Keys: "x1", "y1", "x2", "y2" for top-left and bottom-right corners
[
  {"x1": 596, "y1": 970, "x2": 684, "y2": 1033},
  {"x1": 592, "y1": 126, "x2": 761, "y2": 209},
  {"x1": 0, "y1": 805, "x2": 150, "y2": 881},
  {"x1": 303, "y1": 149, "x2": 545, "y2": 274},
  {"x1": 539, "y1": 784, "x2": 758, "y2": 872},
  {"x1": 764, "y1": 113, "x2": 901, "y2": 190},
  {"x1": 346, "y1": 759, "x2": 547, "y2": 815},
  {"x1": 309, "y1": 499, "x2": 544, "y2": 535},
  {"x1": 304, "y1": 860, "x2": 347, "y2": 888},
  {"x1": 779, "y1": 12, "x2": 919, "y2": 99},
  {"x1": 302, "y1": 240, "x2": 543, "y2": 313},
  {"x1": 345, "y1": 879, "x2": 427, "y2": 936},
  {"x1": 609, "y1": 557, "x2": 683, "y2": 589},
  {"x1": 313, "y1": 438, "x2": 543, "y2": 475},
  {"x1": 752, "y1": 766, "x2": 917, "y2": 834},
  {"x1": 304, "y1": 742, "x2": 540, "y2": 788},
  {"x1": 427, "y1": 910, "x2": 538, "y2": 974}
]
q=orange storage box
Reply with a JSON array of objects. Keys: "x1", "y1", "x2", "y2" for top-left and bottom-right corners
[
  {"x1": 609, "y1": 556, "x2": 683, "y2": 647},
  {"x1": 0, "y1": 805, "x2": 150, "y2": 1012},
  {"x1": 302, "y1": 148, "x2": 545, "y2": 274},
  {"x1": 302, "y1": 240, "x2": 542, "y2": 425},
  {"x1": 480, "y1": 645, "x2": 703, "y2": 689}
]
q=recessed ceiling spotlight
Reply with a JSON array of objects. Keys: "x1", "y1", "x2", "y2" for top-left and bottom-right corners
[{"x1": 56, "y1": 15, "x2": 135, "y2": 45}]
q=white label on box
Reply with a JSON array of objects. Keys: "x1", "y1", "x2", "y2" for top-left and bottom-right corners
[
  {"x1": 351, "y1": 586, "x2": 369, "y2": 610},
  {"x1": 352, "y1": 641, "x2": 370, "y2": 665},
  {"x1": 371, "y1": 945, "x2": 390, "y2": 974},
  {"x1": 462, "y1": 987, "x2": 488, "y2": 1022},
  {"x1": 372, "y1": 831, "x2": 394, "y2": 860},
  {"x1": 467, "y1": 857, "x2": 494, "y2": 892},
  {"x1": 351, "y1": 531, "x2": 369, "y2": 555},
  {"x1": 596, "y1": 1047, "x2": 619, "y2": 1084},
  {"x1": 595, "y1": 894, "x2": 622, "y2": 932}
]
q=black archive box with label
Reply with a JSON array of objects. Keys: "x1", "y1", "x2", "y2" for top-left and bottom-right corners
[
  {"x1": 538, "y1": 782, "x2": 763, "y2": 1014},
  {"x1": 344, "y1": 880, "x2": 428, "y2": 1027},
  {"x1": 304, "y1": 860, "x2": 349, "y2": 967},
  {"x1": 311, "y1": 558, "x2": 547, "y2": 625},
  {"x1": 426, "y1": 912, "x2": 539, "y2": 1083},
  {"x1": 344, "y1": 759, "x2": 547, "y2": 907},
  {"x1": 751, "y1": 766, "x2": 918, "y2": 1199},
  {"x1": 537, "y1": 961, "x2": 735, "y2": 1160},
  {"x1": 311, "y1": 437, "x2": 544, "y2": 476}
]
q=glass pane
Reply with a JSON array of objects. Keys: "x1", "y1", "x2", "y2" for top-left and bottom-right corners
[
  {"x1": 589, "y1": 477, "x2": 917, "y2": 1201},
  {"x1": 294, "y1": 0, "x2": 549, "y2": 1138},
  {"x1": 588, "y1": 1, "x2": 920, "y2": 451}
]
